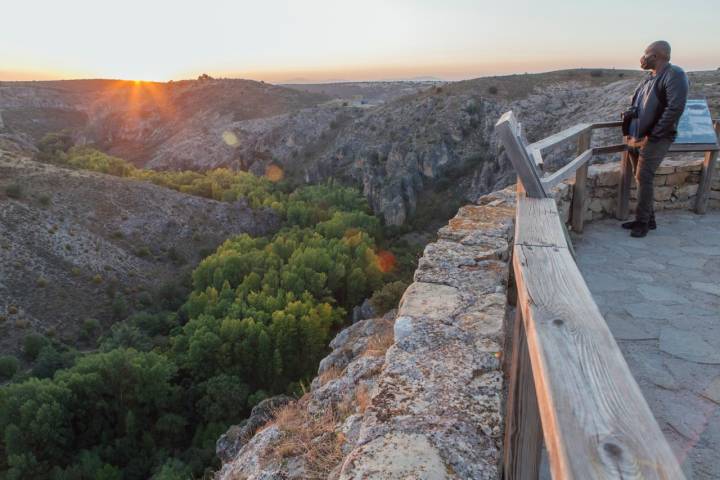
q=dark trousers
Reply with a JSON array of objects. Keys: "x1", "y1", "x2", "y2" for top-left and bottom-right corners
[{"x1": 628, "y1": 139, "x2": 672, "y2": 223}]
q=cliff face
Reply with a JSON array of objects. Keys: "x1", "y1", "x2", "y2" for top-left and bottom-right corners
[{"x1": 215, "y1": 186, "x2": 517, "y2": 479}]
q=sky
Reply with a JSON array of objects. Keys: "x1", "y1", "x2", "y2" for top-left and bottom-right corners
[{"x1": 1, "y1": 0, "x2": 718, "y2": 83}]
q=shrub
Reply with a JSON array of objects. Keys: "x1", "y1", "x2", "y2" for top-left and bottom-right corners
[
  {"x1": 5, "y1": 183, "x2": 22, "y2": 199},
  {"x1": 136, "y1": 246, "x2": 151, "y2": 258},
  {"x1": 487, "y1": 85, "x2": 498, "y2": 95},
  {"x1": 38, "y1": 194, "x2": 51, "y2": 206},
  {"x1": 369, "y1": 281, "x2": 408, "y2": 314},
  {"x1": 0, "y1": 355, "x2": 19, "y2": 380},
  {"x1": 92, "y1": 274, "x2": 102, "y2": 284},
  {"x1": 81, "y1": 318, "x2": 100, "y2": 340},
  {"x1": 36, "y1": 276, "x2": 48, "y2": 288},
  {"x1": 23, "y1": 334, "x2": 49, "y2": 360},
  {"x1": 590, "y1": 69, "x2": 603, "y2": 77}
]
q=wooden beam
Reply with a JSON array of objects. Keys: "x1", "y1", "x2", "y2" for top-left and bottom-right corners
[
  {"x1": 529, "y1": 148, "x2": 544, "y2": 169},
  {"x1": 513, "y1": 242, "x2": 685, "y2": 480},
  {"x1": 540, "y1": 148, "x2": 592, "y2": 190},
  {"x1": 695, "y1": 120, "x2": 720, "y2": 214},
  {"x1": 495, "y1": 111, "x2": 547, "y2": 198},
  {"x1": 503, "y1": 307, "x2": 543, "y2": 480},
  {"x1": 616, "y1": 149, "x2": 633, "y2": 220},
  {"x1": 570, "y1": 131, "x2": 591, "y2": 233},
  {"x1": 592, "y1": 143, "x2": 627, "y2": 155},
  {"x1": 512, "y1": 196, "x2": 686, "y2": 480},
  {"x1": 591, "y1": 121, "x2": 623, "y2": 129},
  {"x1": 514, "y1": 197, "x2": 567, "y2": 248},
  {"x1": 527, "y1": 123, "x2": 591, "y2": 153},
  {"x1": 669, "y1": 143, "x2": 719, "y2": 153}
]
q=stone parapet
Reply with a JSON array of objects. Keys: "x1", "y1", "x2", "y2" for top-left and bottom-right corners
[
  {"x1": 552, "y1": 157, "x2": 717, "y2": 224},
  {"x1": 337, "y1": 187, "x2": 516, "y2": 479}
]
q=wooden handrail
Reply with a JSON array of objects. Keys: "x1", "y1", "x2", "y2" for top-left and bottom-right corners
[
  {"x1": 527, "y1": 123, "x2": 591, "y2": 153},
  {"x1": 495, "y1": 110, "x2": 694, "y2": 479},
  {"x1": 507, "y1": 196, "x2": 686, "y2": 479}
]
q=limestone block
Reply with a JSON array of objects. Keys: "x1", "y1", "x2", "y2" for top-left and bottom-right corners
[
  {"x1": 653, "y1": 185, "x2": 674, "y2": 201},
  {"x1": 664, "y1": 199, "x2": 691, "y2": 210},
  {"x1": 665, "y1": 171, "x2": 689, "y2": 186},
  {"x1": 589, "y1": 163, "x2": 620, "y2": 187},
  {"x1": 592, "y1": 186, "x2": 616, "y2": 199},
  {"x1": 653, "y1": 201, "x2": 664, "y2": 212},
  {"x1": 654, "y1": 175, "x2": 667, "y2": 186},
  {"x1": 672, "y1": 184, "x2": 698, "y2": 201},
  {"x1": 664, "y1": 158, "x2": 703, "y2": 173},
  {"x1": 687, "y1": 173, "x2": 701, "y2": 184},
  {"x1": 710, "y1": 190, "x2": 720, "y2": 200},
  {"x1": 656, "y1": 164, "x2": 675, "y2": 175}
]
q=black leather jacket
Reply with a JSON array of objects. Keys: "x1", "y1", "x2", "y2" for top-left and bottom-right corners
[{"x1": 629, "y1": 63, "x2": 689, "y2": 142}]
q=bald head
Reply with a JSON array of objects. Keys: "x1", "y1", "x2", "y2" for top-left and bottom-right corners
[
  {"x1": 640, "y1": 41, "x2": 671, "y2": 72},
  {"x1": 647, "y1": 41, "x2": 671, "y2": 60}
]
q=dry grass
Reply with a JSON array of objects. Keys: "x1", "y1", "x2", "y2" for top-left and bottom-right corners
[
  {"x1": 362, "y1": 323, "x2": 395, "y2": 357},
  {"x1": 317, "y1": 364, "x2": 343, "y2": 386},
  {"x1": 355, "y1": 383, "x2": 370, "y2": 414},
  {"x1": 267, "y1": 398, "x2": 347, "y2": 479}
]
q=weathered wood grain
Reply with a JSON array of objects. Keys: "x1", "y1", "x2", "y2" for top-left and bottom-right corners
[
  {"x1": 496, "y1": 111, "x2": 547, "y2": 198},
  {"x1": 570, "y1": 132, "x2": 591, "y2": 233},
  {"x1": 527, "y1": 123, "x2": 591, "y2": 153},
  {"x1": 514, "y1": 197, "x2": 567, "y2": 248},
  {"x1": 668, "y1": 143, "x2": 719, "y2": 153},
  {"x1": 512, "y1": 195, "x2": 685, "y2": 479},
  {"x1": 616, "y1": 150, "x2": 632, "y2": 220},
  {"x1": 503, "y1": 307, "x2": 543, "y2": 480},
  {"x1": 541, "y1": 149, "x2": 592, "y2": 190},
  {"x1": 592, "y1": 143, "x2": 627, "y2": 155},
  {"x1": 591, "y1": 121, "x2": 623, "y2": 129},
  {"x1": 695, "y1": 120, "x2": 720, "y2": 214}
]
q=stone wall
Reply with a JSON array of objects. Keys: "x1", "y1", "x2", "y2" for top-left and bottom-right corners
[
  {"x1": 552, "y1": 156, "x2": 718, "y2": 224},
  {"x1": 336, "y1": 187, "x2": 516, "y2": 479}
]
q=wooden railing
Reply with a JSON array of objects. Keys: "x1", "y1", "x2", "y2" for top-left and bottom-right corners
[{"x1": 494, "y1": 111, "x2": 713, "y2": 479}]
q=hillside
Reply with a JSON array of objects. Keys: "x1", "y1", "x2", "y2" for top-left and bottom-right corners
[
  {"x1": 2, "y1": 69, "x2": 719, "y2": 228},
  {"x1": 0, "y1": 150, "x2": 279, "y2": 356}
]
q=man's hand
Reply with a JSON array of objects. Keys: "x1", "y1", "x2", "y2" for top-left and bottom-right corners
[{"x1": 626, "y1": 135, "x2": 649, "y2": 148}]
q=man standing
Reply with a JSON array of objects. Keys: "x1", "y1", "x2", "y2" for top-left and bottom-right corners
[{"x1": 622, "y1": 40, "x2": 689, "y2": 237}]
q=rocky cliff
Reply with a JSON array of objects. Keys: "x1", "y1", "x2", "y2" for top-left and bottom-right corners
[{"x1": 215, "y1": 186, "x2": 517, "y2": 479}]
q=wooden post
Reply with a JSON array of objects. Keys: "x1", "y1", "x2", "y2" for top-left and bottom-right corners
[
  {"x1": 616, "y1": 148, "x2": 633, "y2": 220},
  {"x1": 570, "y1": 131, "x2": 591, "y2": 232},
  {"x1": 495, "y1": 111, "x2": 547, "y2": 198},
  {"x1": 503, "y1": 307, "x2": 543, "y2": 480},
  {"x1": 695, "y1": 120, "x2": 720, "y2": 214}
]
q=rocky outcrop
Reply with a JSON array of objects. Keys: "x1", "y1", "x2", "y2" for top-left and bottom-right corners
[{"x1": 215, "y1": 186, "x2": 517, "y2": 479}]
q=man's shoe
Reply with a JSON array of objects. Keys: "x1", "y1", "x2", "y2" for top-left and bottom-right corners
[
  {"x1": 630, "y1": 221, "x2": 650, "y2": 238},
  {"x1": 622, "y1": 216, "x2": 656, "y2": 230}
]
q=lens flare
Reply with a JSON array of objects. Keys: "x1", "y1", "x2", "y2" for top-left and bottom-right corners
[
  {"x1": 222, "y1": 131, "x2": 238, "y2": 146},
  {"x1": 265, "y1": 164, "x2": 284, "y2": 182},
  {"x1": 376, "y1": 250, "x2": 396, "y2": 273}
]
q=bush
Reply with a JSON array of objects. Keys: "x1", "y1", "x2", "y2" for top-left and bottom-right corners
[
  {"x1": 38, "y1": 194, "x2": 51, "y2": 206},
  {"x1": 590, "y1": 69, "x2": 603, "y2": 77},
  {"x1": 81, "y1": 318, "x2": 100, "y2": 340},
  {"x1": 369, "y1": 281, "x2": 409, "y2": 314},
  {"x1": 23, "y1": 334, "x2": 49, "y2": 360},
  {"x1": 0, "y1": 355, "x2": 19, "y2": 380},
  {"x1": 5, "y1": 183, "x2": 22, "y2": 199},
  {"x1": 487, "y1": 85, "x2": 498, "y2": 95}
]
